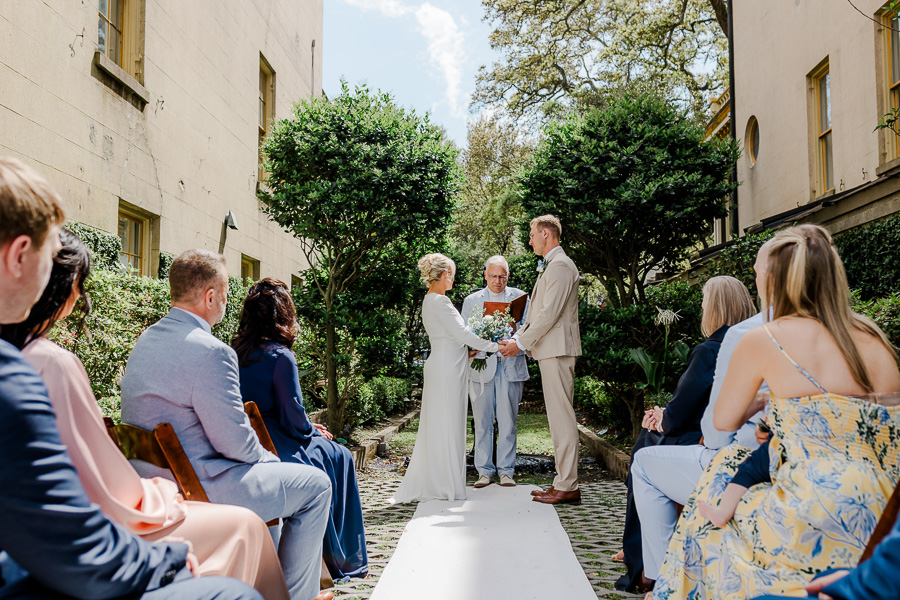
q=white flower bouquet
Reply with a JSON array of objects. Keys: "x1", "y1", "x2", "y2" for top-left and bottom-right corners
[{"x1": 467, "y1": 306, "x2": 513, "y2": 371}]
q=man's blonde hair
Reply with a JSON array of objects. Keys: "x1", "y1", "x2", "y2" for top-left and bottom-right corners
[
  {"x1": 701, "y1": 276, "x2": 755, "y2": 337},
  {"x1": 530, "y1": 214, "x2": 562, "y2": 239},
  {"x1": 0, "y1": 157, "x2": 65, "y2": 248}
]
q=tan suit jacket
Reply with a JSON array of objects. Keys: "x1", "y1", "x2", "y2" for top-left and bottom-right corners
[{"x1": 517, "y1": 247, "x2": 581, "y2": 360}]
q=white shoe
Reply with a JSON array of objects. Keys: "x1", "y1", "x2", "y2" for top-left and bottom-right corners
[
  {"x1": 474, "y1": 474, "x2": 492, "y2": 488},
  {"x1": 499, "y1": 474, "x2": 516, "y2": 487}
]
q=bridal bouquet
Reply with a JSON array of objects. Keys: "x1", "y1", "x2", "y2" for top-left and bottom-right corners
[{"x1": 467, "y1": 306, "x2": 513, "y2": 371}]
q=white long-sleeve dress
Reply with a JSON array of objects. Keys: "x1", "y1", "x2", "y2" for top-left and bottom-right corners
[{"x1": 392, "y1": 293, "x2": 499, "y2": 503}]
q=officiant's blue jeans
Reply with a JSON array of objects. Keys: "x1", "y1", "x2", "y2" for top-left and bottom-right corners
[{"x1": 471, "y1": 367, "x2": 523, "y2": 478}]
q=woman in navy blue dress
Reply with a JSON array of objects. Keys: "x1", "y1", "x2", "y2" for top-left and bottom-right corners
[{"x1": 233, "y1": 278, "x2": 367, "y2": 580}]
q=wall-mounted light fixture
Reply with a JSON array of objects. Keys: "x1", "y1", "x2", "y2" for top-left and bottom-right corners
[{"x1": 224, "y1": 210, "x2": 239, "y2": 230}]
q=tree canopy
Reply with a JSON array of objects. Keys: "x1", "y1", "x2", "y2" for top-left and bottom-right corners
[
  {"x1": 260, "y1": 81, "x2": 460, "y2": 432},
  {"x1": 474, "y1": 0, "x2": 728, "y2": 121},
  {"x1": 519, "y1": 92, "x2": 739, "y2": 307}
]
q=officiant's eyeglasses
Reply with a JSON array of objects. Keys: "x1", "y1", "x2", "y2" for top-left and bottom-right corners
[{"x1": 487, "y1": 274, "x2": 509, "y2": 280}]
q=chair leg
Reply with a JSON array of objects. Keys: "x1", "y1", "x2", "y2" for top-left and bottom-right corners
[{"x1": 320, "y1": 557, "x2": 333, "y2": 589}]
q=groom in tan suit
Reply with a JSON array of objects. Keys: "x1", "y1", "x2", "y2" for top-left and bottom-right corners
[{"x1": 499, "y1": 214, "x2": 582, "y2": 504}]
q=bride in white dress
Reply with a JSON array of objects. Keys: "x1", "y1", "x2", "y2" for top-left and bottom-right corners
[{"x1": 392, "y1": 254, "x2": 500, "y2": 503}]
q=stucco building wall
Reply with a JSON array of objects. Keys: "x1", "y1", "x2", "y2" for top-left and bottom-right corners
[{"x1": 0, "y1": 0, "x2": 322, "y2": 279}]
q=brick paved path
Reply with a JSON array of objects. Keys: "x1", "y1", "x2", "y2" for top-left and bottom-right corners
[{"x1": 333, "y1": 474, "x2": 641, "y2": 600}]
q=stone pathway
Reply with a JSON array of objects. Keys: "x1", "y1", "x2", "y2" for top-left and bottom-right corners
[{"x1": 333, "y1": 474, "x2": 641, "y2": 600}]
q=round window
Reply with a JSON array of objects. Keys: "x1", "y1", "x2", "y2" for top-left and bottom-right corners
[{"x1": 746, "y1": 116, "x2": 760, "y2": 164}]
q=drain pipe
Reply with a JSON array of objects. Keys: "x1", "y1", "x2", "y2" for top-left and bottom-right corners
[{"x1": 727, "y1": 0, "x2": 739, "y2": 238}]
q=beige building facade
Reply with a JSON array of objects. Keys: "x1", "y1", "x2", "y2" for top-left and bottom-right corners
[
  {"x1": 732, "y1": 0, "x2": 900, "y2": 236},
  {"x1": 0, "y1": 0, "x2": 322, "y2": 280}
]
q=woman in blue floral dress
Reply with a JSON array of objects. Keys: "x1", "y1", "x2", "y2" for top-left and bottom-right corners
[{"x1": 652, "y1": 224, "x2": 900, "y2": 599}]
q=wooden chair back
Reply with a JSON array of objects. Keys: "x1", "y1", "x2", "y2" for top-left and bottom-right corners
[
  {"x1": 244, "y1": 401, "x2": 278, "y2": 457},
  {"x1": 103, "y1": 417, "x2": 209, "y2": 502},
  {"x1": 859, "y1": 476, "x2": 900, "y2": 563}
]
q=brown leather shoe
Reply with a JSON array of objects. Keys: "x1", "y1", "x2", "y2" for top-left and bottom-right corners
[
  {"x1": 530, "y1": 486, "x2": 555, "y2": 497},
  {"x1": 311, "y1": 591, "x2": 335, "y2": 600},
  {"x1": 532, "y1": 488, "x2": 581, "y2": 505}
]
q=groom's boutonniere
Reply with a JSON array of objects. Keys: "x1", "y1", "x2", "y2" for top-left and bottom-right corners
[{"x1": 536, "y1": 260, "x2": 545, "y2": 274}]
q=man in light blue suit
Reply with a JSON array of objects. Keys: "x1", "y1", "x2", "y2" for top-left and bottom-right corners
[
  {"x1": 121, "y1": 249, "x2": 332, "y2": 600},
  {"x1": 461, "y1": 255, "x2": 529, "y2": 488}
]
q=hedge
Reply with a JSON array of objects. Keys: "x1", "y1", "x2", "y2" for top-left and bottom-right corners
[
  {"x1": 65, "y1": 221, "x2": 122, "y2": 271},
  {"x1": 835, "y1": 213, "x2": 900, "y2": 300}
]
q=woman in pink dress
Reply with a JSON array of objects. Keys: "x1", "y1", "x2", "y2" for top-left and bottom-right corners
[{"x1": 0, "y1": 229, "x2": 289, "y2": 600}]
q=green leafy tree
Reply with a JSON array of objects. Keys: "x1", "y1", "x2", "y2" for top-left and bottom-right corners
[
  {"x1": 451, "y1": 115, "x2": 532, "y2": 261},
  {"x1": 519, "y1": 93, "x2": 739, "y2": 307},
  {"x1": 260, "y1": 82, "x2": 460, "y2": 433},
  {"x1": 474, "y1": 0, "x2": 728, "y2": 121}
]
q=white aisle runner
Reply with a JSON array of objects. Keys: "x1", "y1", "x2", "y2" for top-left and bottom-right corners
[{"x1": 370, "y1": 484, "x2": 597, "y2": 600}]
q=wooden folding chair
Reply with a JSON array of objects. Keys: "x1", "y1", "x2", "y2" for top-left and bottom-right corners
[
  {"x1": 103, "y1": 417, "x2": 209, "y2": 502},
  {"x1": 106, "y1": 408, "x2": 333, "y2": 590},
  {"x1": 859, "y1": 476, "x2": 900, "y2": 564},
  {"x1": 243, "y1": 401, "x2": 334, "y2": 590}
]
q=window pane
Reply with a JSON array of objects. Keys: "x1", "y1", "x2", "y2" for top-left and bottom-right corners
[
  {"x1": 118, "y1": 216, "x2": 128, "y2": 244},
  {"x1": 98, "y1": 17, "x2": 107, "y2": 55},
  {"x1": 130, "y1": 220, "x2": 141, "y2": 254},
  {"x1": 824, "y1": 131, "x2": 834, "y2": 191},
  {"x1": 99, "y1": 0, "x2": 109, "y2": 18},
  {"x1": 752, "y1": 121, "x2": 760, "y2": 161},
  {"x1": 108, "y1": 24, "x2": 120, "y2": 65},
  {"x1": 819, "y1": 72, "x2": 831, "y2": 132},
  {"x1": 892, "y1": 17, "x2": 900, "y2": 84}
]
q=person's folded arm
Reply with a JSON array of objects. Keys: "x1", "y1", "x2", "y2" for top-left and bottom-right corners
[
  {"x1": 191, "y1": 345, "x2": 278, "y2": 464},
  {"x1": 516, "y1": 264, "x2": 576, "y2": 351},
  {"x1": 272, "y1": 348, "x2": 315, "y2": 438}
]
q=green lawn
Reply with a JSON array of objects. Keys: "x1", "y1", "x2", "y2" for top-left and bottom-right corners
[{"x1": 389, "y1": 412, "x2": 556, "y2": 459}]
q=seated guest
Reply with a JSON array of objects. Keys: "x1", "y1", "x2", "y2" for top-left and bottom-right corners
[
  {"x1": 232, "y1": 278, "x2": 368, "y2": 580},
  {"x1": 652, "y1": 224, "x2": 900, "y2": 599},
  {"x1": 0, "y1": 156, "x2": 261, "y2": 600},
  {"x1": 616, "y1": 275, "x2": 754, "y2": 591},
  {"x1": 626, "y1": 240, "x2": 774, "y2": 593},
  {"x1": 1, "y1": 230, "x2": 289, "y2": 599},
  {"x1": 120, "y1": 249, "x2": 334, "y2": 600},
  {"x1": 754, "y1": 511, "x2": 900, "y2": 599}
]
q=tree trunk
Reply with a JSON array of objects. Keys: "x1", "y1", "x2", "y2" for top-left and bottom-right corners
[
  {"x1": 708, "y1": 0, "x2": 728, "y2": 35},
  {"x1": 325, "y1": 314, "x2": 343, "y2": 435},
  {"x1": 628, "y1": 388, "x2": 645, "y2": 443}
]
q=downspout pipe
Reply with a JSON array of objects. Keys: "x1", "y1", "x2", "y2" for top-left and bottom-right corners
[{"x1": 728, "y1": 0, "x2": 739, "y2": 238}]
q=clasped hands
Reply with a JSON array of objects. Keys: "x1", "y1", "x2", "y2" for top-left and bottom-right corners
[
  {"x1": 642, "y1": 406, "x2": 665, "y2": 433},
  {"x1": 497, "y1": 339, "x2": 520, "y2": 358}
]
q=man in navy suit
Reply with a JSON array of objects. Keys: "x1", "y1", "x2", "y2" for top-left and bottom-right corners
[{"x1": 0, "y1": 156, "x2": 261, "y2": 600}]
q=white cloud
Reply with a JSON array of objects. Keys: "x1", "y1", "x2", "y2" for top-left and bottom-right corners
[{"x1": 338, "y1": 0, "x2": 467, "y2": 118}]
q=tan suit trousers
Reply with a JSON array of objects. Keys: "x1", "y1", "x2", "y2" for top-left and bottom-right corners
[{"x1": 538, "y1": 355, "x2": 578, "y2": 491}]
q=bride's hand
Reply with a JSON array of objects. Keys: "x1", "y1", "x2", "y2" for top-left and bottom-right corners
[{"x1": 468, "y1": 349, "x2": 479, "y2": 358}]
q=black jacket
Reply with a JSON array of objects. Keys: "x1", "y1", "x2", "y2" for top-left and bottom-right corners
[{"x1": 660, "y1": 324, "x2": 729, "y2": 442}]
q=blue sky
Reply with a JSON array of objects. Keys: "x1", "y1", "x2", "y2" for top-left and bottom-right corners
[{"x1": 323, "y1": 0, "x2": 496, "y2": 148}]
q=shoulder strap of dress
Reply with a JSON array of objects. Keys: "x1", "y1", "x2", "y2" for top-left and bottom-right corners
[{"x1": 762, "y1": 324, "x2": 828, "y2": 394}]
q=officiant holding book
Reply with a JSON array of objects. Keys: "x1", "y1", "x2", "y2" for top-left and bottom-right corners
[{"x1": 461, "y1": 255, "x2": 530, "y2": 488}]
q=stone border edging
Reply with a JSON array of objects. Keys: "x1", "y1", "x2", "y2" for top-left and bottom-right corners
[
  {"x1": 577, "y1": 423, "x2": 630, "y2": 481},
  {"x1": 349, "y1": 409, "x2": 420, "y2": 471}
]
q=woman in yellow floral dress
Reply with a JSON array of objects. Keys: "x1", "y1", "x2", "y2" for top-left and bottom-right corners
[{"x1": 652, "y1": 224, "x2": 900, "y2": 600}]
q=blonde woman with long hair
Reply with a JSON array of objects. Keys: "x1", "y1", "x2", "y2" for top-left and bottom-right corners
[
  {"x1": 391, "y1": 254, "x2": 499, "y2": 503},
  {"x1": 652, "y1": 224, "x2": 900, "y2": 599}
]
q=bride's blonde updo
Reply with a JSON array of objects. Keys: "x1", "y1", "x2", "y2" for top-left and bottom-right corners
[{"x1": 417, "y1": 253, "x2": 455, "y2": 286}]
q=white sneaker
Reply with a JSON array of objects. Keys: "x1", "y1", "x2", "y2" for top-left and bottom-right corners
[
  {"x1": 499, "y1": 474, "x2": 516, "y2": 487},
  {"x1": 473, "y1": 474, "x2": 492, "y2": 488}
]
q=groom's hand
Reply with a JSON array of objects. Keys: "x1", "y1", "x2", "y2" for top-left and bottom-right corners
[{"x1": 498, "y1": 340, "x2": 520, "y2": 358}]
